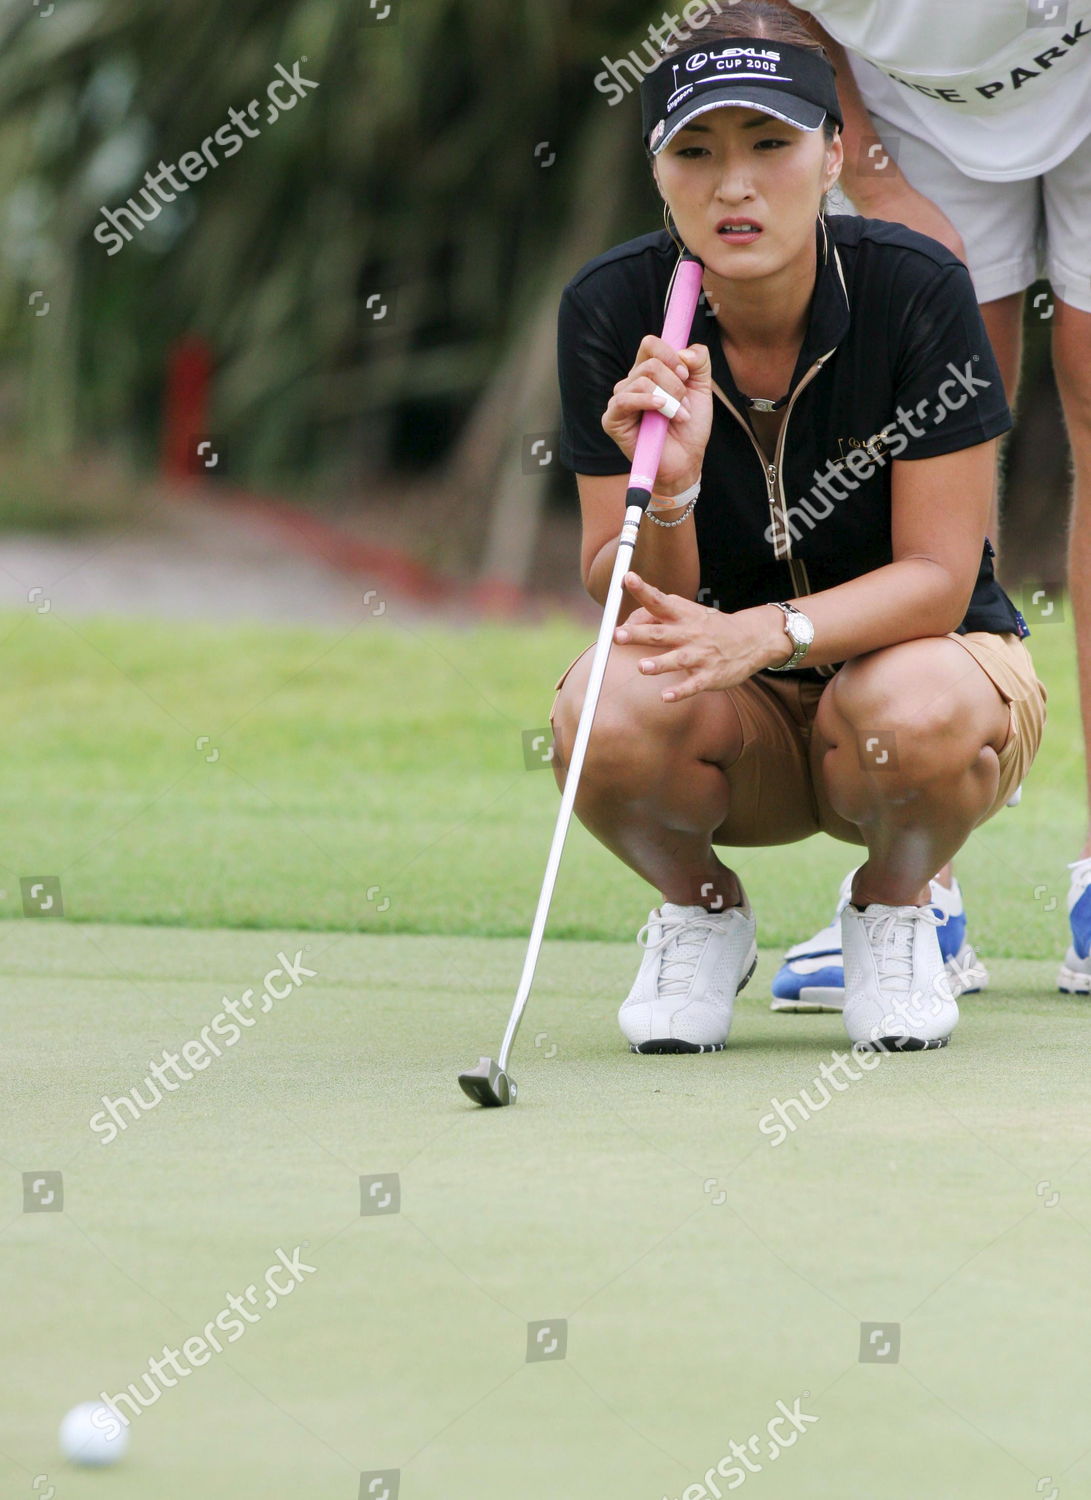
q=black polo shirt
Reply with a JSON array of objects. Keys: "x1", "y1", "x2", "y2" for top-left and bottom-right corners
[{"x1": 557, "y1": 215, "x2": 1026, "y2": 644}]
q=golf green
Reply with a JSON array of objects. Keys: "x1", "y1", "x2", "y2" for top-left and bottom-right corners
[{"x1": 3, "y1": 919, "x2": 1089, "y2": 1498}]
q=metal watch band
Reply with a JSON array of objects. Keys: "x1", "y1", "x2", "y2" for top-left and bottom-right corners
[{"x1": 766, "y1": 601, "x2": 813, "y2": 673}]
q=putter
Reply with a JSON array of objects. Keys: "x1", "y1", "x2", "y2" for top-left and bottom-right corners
[{"x1": 459, "y1": 251, "x2": 706, "y2": 1108}]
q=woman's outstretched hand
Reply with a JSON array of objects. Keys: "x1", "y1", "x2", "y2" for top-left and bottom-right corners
[
  {"x1": 615, "y1": 573, "x2": 780, "y2": 700},
  {"x1": 601, "y1": 336, "x2": 713, "y2": 494}
]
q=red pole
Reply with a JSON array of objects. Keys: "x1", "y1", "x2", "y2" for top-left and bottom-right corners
[{"x1": 162, "y1": 335, "x2": 213, "y2": 481}]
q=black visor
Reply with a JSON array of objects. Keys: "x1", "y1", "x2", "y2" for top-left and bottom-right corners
[{"x1": 641, "y1": 38, "x2": 843, "y2": 154}]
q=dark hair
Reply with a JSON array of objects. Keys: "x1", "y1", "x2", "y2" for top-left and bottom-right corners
[
  {"x1": 653, "y1": 1, "x2": 839, "y2": 141},
  {"x1": 699, "y1": 2, "x2": 832, "y2": 62}
]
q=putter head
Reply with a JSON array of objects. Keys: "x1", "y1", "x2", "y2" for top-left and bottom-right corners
[{"x1": 458, "y1": 1056, "x2": 517, "y2": 1108}]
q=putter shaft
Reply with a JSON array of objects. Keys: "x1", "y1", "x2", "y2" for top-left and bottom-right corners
[
  {"x1": 459, "y1": 252, "x2": 706, "y2": 1105},
  {"x1": 497, "y1": 506, "x2": 643, "y2": 1074}
]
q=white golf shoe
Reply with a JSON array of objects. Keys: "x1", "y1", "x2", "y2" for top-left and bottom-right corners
[
  {"x1": 842, "y1": 902, "x2": 959, "y2": 1050},
  {"x1": 618, "y1": 897, "x2": 758, "y2": 1053}
]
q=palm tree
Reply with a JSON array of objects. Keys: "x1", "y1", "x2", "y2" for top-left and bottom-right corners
[{"x1": 0, "y1": 2, "x2": 653, "y2": 499}]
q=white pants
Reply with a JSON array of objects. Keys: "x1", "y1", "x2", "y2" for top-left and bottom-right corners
[{"x1": 831, "y1": 115, "x2": 1091, "y2": 312}]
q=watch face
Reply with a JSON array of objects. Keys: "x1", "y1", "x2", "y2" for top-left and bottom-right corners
[{"x1": 794, "y1": 613, "x2": 815, "y2": 646}]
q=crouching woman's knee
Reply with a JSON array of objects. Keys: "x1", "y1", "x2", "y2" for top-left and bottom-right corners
[
  {"x1": 820, "y1": 642, "x2": 1005, "y2": 793},
  {"x1": 549, "y1": 647, "x2": 689, "y2": 793}
]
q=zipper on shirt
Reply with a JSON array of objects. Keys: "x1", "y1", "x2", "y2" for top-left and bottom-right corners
[
  {"x1": 711, "y1": 381, "x2": 780, "y2": 521},
  {"x1": 762, "y1": 458, "x2": 802, "y2": 592},
  {"x1": 712, "y1": 353, "x2": 833, "y2": 568},
  {"x1": 707, "y1": 239, "x2": 849, "y2": 575},
  {"x1": 703, "y1": 240, "x2": 849, "y2": 669},
  {"x1": 770, "y1": 353, "x2": 834, "y2": 564}
]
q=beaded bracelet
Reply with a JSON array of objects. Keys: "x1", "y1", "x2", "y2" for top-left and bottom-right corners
[
  {"x1": 646, "y1": 495, "x2": 697, "y2": 528},
  {"x1": 647, "y1": 478, "x2": 700, "y2": 527}
]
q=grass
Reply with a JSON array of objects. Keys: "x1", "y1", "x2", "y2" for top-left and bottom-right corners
[
  {"x1": 2, "y1": 923, "x2": 1090, "y2": 1498},
  {"x1": 0, "y1": 603, "x2": 1081, "y2": 957},
  {"x1": 1, "y1": 603, "x2": 1086, "y2": 1496}
]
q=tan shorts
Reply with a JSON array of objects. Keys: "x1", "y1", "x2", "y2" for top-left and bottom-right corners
[{"x1": 548, "y1": 631, "x2": 1047, "y2": 850}]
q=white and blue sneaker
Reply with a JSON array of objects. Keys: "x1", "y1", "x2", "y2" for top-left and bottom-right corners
[
  {"x1": 1058, "y1": 857, "x2": 1091, "y2": 994},
  {"x1": 771, "y1": 868, "x2": 988, "y2": 1013}
]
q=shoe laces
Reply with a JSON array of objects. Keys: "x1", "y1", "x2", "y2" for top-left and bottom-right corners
[
  {"x1": 637, "y1": 909, "x2": 733, "y2": 998},
  {"x1": 860, "y1": 905, "x2": 941, "y2": 996}
]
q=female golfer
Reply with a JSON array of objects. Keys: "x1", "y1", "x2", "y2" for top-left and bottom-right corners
[{"x1": 550, "y1": 2, "x2": 1046, "y2": 1053}]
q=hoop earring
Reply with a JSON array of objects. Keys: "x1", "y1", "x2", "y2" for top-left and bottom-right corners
[
  {"x1": 663, "y1": 202, "x2": 685, "y2": 256},
  {"x1": 818, "y1": 208, "x2": 830, "y2": 262}
]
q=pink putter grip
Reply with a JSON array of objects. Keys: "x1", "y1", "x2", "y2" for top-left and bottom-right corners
[{"x1": 627, "y1": 256, "x2": 705, "y2": 497}]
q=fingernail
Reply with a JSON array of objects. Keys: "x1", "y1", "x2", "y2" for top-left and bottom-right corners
[
  {"x1": 615, "y1": 628, "x2": 629, "y2": 642},
  {"x1": 675, "y1": 406, "x2": 691, "y2": 421},
  {"x1": 675, "y1": 363, "x2": 687, "y2": 379},
  {"x1": 640, "y1": 660, "x2": 655, "y2": 673}
]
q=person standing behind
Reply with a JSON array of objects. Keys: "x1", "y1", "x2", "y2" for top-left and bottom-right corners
[{"x1": 765, "y1": 0, "x2": 1091, "y2": 1002}]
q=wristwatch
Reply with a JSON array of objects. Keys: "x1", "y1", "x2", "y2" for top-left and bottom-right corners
[{"x1": 766, "y1": 602, "x2": 815, "y2": 672}]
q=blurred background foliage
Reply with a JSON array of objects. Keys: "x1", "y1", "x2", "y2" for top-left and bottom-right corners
[
  {"x1": 0, "y1": 0, "x2": 1069, "y2": 584},
  {"x1": 0, "y1": 2, "x2": 651, "y2": 480}
]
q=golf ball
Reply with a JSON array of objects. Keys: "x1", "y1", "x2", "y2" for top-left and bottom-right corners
[{"x1": 58, "y1": 1402, "x2": 130, "y2": 1466}]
